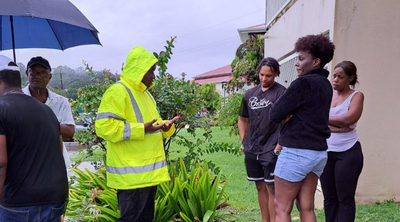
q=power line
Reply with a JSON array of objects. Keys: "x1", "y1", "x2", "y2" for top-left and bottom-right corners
[
  {"x1": 174, "y1": 37, "x2": 237, "y2": 54},
  {"x1": 173, "y1": 38, "x2": 238, "y2": 57},
  {"x1": 177, "y1": 9, "x2": 264, "y2": 39},
  {"x1": 151, "y1": 8, "x2": 263, "y2": 47},
  {"x1": 86, "y1": 9, "x2": 263, "y2": 66}
]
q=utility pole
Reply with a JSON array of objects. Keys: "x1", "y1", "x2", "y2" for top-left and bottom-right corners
[{"x1": 60, "y1": 71, "x2": 63, "y2": 89}]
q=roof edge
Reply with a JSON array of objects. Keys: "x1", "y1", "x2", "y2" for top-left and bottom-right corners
[{"x1": 194, "y1": 72, "x2": 232, "y2": 80}]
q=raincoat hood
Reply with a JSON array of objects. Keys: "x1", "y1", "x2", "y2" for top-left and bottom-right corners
[{"x1": 121, "y1": 46, "x2": 158, "y2": 92}]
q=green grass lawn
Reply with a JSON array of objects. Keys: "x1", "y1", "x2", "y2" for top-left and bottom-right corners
[
  {"x1": 71, "y1": 127, "x2": 400, "y2": 222},
  {"x1": 69, "y1": 146, "x2": 105, "y2": 163}
]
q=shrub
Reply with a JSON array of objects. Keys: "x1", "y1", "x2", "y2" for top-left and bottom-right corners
[
  {"x1": 195, "y1": 82, "x2": 221, "y2": 115},
  {"x1": 217, "y1": 93, "x2": 244, "y2": 137},
  {"x1": 225, "y1": 35, "x2": 264, "y2": 93},
  {"x1": 65, "y1": 168, "x2": 119, "y2": 222},
  {"x1": 65, "y1": 159, "x2": 238, "y2": 222}
]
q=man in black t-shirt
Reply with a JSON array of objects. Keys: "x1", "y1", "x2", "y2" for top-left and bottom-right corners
[
  {"x1": 0, "y1": 55, "x2": 68, "y2": 221},
  {"x1": 238, "y1": 57, "x2": 286, "y2": 222}
]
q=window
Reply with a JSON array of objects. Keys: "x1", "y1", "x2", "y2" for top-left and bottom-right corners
[{"x1": 275, "y1": 53, "x2": 298, "y2": 88}]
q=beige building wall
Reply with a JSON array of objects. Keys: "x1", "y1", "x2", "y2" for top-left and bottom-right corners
[
  {"x1": 333, "y1": 0, "x2": 400, "y2": 204},
  {"x1": 264, "y1": 0, "x2": 400, "y2": 206},
  {"x1": 264, "y1": 0, "x2": 335, "y2": 61}
]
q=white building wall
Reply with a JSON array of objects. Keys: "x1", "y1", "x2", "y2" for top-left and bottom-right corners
[
  {"x1": 264, "y1": 0, "x2": 335, "y2": 61},
  {"x1": 215, "y1": 82, "x2": 227, "y2": 97}
]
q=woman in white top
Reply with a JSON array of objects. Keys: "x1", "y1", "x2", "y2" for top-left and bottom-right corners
[{"x1": 320, "y1": 61, "x2": 364, "y2": 222}]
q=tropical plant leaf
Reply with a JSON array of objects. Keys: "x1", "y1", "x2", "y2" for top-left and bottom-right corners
[
  {"x1": 203, "y1": 210, "x2": 215, "y2": 222},
  {"x1": 95, "y1": 206, "x2": 120, "y2": 219}
]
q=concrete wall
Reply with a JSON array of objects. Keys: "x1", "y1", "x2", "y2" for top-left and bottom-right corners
[
  {"x1": 264, "y1": 0, "x2": 400, "y2": 206},
  {"x1": 264, "y1": 0, "x2": 335, "y2": 61},
  {"x1": 333, "y1": 0, "x2": 400, "y2": 204}
]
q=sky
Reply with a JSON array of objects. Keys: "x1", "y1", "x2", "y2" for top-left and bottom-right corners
[{"x1": 2, "y1": 0, "x2": 265, "y2": 79}]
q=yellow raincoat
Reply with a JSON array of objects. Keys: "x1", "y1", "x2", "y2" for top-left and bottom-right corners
[{"x1": 95, "y1": 46, "x2": 173, "y2": 189}]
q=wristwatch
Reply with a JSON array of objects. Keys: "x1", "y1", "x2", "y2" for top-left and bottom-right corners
[{"x1": 274, "y1": 149, "x2": 281, "y2": 156}]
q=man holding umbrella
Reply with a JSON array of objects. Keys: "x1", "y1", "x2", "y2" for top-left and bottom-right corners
[{"x1": 22, "y1": 56, "x2": 74, "y2": 168}]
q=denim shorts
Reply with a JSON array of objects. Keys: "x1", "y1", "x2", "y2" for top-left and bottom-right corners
[{"x1": 274, "y1": 147, "x2": 327, "y2": 182}]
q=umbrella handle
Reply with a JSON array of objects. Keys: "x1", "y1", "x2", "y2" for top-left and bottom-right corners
[{"x1": 10, "y1": 16, "x2": 16, "y2": 62}]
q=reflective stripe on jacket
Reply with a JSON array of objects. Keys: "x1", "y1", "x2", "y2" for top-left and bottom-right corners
[{"x1": 95, "y1": 46, "x2": 173, "y2": 189}]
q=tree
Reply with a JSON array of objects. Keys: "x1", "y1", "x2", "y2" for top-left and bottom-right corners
[
  {"x1": 226, "y1": 35, "x2": 264, "y2": 93},
  {"x1": 49, "y1": 65, "x2": 104, "y2": 100},
  {"x1": 195, "y1": 82, "x2": 221, "y2": 114},
  {"x1": 151, "y1": 37, "x2": 212, "y2": 162},
  {"x1": 216, "y1": 35, "x2": 264, "y2": 136},
  {"x1": 150, "y1": 37, "x2": 241, "y2": 166},
  {"x1": 17, "y1": 63, "x2": 28, "y2": 86},
  {"x1": 217, "y1": 93, "x2": 243, "y2": 136},
  {"x1": 71, "y1": 65, "x2": 116, "y2": 153}
]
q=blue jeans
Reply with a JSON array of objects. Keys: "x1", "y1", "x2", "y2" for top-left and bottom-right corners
[{"x1": 0, "y1": 202, "x2": 65, "y2": 222}]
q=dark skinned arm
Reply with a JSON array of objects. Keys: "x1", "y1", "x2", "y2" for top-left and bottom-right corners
[{"x1": 60, "y1": 124, "x2": 75, "y2": 141}]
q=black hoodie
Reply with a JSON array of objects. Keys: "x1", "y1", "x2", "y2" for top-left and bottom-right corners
[{"x1": 269, "y1": 68, "x2": 332, "y2": 151}]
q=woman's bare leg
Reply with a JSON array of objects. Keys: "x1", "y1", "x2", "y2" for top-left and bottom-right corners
[
  {"x1": 274, "y1": 176, "x2": 302, "y2": 222},
  {"x1": 297, "y1": 173, "x2": 318, "y2": 222}
]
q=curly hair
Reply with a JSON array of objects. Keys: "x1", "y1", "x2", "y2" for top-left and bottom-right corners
[
  {"x1": 334, "y1": 61, "x2": 358, "y2": 86},
  {"x1": 294, "y1": 34, "x2": 335, "y2": 68},
  {"x1": 256, "y1": 57, "x2": 281, "y2": 76}
]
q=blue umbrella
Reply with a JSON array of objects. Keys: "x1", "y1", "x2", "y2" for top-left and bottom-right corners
[{"x1": 0, "y1": 0, "x2": 101, "y2": 62}]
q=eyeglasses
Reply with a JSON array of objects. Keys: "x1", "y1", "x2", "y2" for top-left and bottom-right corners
[{"x1": 28, "y1": 70, "x2": 50, "y2": 78}]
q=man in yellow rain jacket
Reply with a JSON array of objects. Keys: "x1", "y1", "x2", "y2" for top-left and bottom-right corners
[{"x1": 95, "y1": 46, "x2": 179, "y2": 222}]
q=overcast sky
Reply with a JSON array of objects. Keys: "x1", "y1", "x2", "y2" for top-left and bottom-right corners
[{"x1": 2, "y1": 0, "x2": 265, "y2": 79}]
